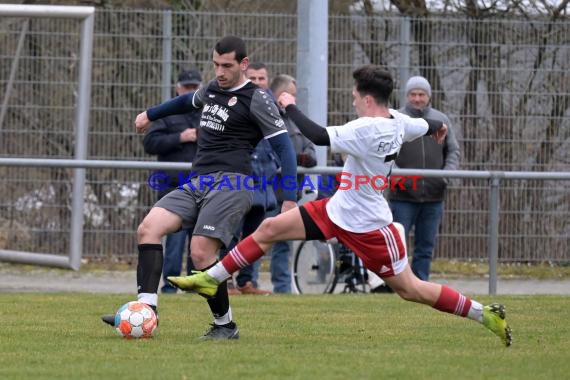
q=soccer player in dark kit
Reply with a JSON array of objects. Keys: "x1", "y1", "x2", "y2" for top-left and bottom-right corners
[{"x1": 102, "y1": 35, "x2": 297, "y2": 340}]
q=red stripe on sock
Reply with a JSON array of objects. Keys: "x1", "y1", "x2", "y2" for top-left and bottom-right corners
[
  {"x1": 221, "y1": 235, "x2": 265, "y2": 274},
  {"x1": 433, "y1": 285, "x2": 472, "y2": 317}
]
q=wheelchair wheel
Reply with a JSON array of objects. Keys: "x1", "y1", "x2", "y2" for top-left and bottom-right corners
[
  {"x1": 330, "y1": 244, "x2": 369, "y2": 294},
  {"x1": 293, "y1": 240, "x2": 336, "y2": 294}
]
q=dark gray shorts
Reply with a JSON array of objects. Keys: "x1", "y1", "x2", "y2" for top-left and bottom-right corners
[{"x1": 155, "y1": 172, "x2": 253, "y2": 248}]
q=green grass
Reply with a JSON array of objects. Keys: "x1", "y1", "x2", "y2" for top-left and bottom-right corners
[{"x1": 1, "y1": 294, "x2": 569, "y2": 380}]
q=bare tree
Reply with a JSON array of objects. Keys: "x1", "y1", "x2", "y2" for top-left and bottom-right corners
[{"x1": 390, "y1": 0, "x2": 446, "y2": 108}]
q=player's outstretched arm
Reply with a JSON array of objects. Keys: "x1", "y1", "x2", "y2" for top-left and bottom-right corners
[
  {"x1": 134, "y1": 91, "x2": 197, "y2": 134},
  {"x1": 278, "y1": 92, "x2": 330, "y2": 146},
  {"x1": 142, "y1": 118, "x2": 179, "y2": 155}
]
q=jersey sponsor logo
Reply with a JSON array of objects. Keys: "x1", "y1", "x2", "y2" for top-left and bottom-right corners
[
  {"x1": 274, "y1": 118, "x2": 285, "y2": 128},
  {"x1": 203, "y1": 104, "x2": 229, "y2": 121},
  {"x1": 201, "y1": 103, "x2": 230, "y2": 133},
  {"x1": 202, "y1": 225, "x2": 216, "y2": 231},
  {"x1": 228, "y1": 96, "x2": 237, "y2": 106}
]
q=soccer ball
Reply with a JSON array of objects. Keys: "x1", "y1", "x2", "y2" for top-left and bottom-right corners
[{"x1": 114, "y1": 301, "x2": 157, "y2": 339}]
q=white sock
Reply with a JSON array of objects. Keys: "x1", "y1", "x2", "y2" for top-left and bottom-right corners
[
  {"x1": 207, "y1": 262, "x2": 231, "y2": 282},
  {"x1": 214, "y1": 307, "x2": 233, "y2": 325},
  {"x1": 467, "y1": 300, "x2": 484, "y2": 322},
  {"x1": 137, "y1": 293, "x2": 158, "y2": 307}
]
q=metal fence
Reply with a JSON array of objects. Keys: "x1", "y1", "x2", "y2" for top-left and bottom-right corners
[{"x1": 0, "y1": 8, "x2": 569, "y2": 264}]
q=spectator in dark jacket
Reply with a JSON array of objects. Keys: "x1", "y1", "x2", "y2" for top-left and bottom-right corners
[
  {"x1": 142, "y1": 68, "x2": 202, "y2": 293},
  {"x1": 389, "y1": 76, "x2": 460, "y2": 281}
]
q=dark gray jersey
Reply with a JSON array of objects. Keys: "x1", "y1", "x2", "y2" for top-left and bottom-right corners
[{"x1": 190, "y1": 80, "x2": 287, "y2": 175}]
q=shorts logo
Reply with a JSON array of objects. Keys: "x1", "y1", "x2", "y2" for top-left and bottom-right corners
[
  {"x1": 203, "y1": 225, "x2": 216, "y2": 231},
  {"x1": 379, "y1": 265, "x2": 390, "y2": 273},
  {"x1": 228, "y1": 96, "x2": 237, "y2": 106}
]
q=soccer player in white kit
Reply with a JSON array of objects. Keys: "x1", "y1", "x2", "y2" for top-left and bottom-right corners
[{"x1": 169, "y1": 65, "x2": 512, "y2": 347}]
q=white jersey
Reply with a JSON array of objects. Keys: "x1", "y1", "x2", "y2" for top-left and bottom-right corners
[{"x1": 325, "y1": 110, "x2": 428, "y2": 233}]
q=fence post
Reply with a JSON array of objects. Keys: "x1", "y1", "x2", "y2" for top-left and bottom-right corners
[
  {"x1": 69, "y1": 10, "x2": 94, "y2": 270},
  {"x1": 161, "y1": 9, "x2": 172, "y2": 102},
  {"x1": 488, "y1": 174, "x2": 501, "y2": 295},
  {"x1": 398, "y1": 16, "x2": 411, "y2": 108},
  {"x1": 296, "y1": 0, "x2": 328, "y2": 171}
]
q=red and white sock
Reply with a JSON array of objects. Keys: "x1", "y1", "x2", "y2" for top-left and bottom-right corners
[
  {"x1": 207, "y1": 236, "x2": 265, "y2": 282},
  {"x1": 433, "y1": 285, "x2": 476, "y2": 318}
]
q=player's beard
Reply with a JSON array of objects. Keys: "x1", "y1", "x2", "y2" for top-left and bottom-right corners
[{"x1": 218, "y1": 71, "x2": 243, "y2": 89}]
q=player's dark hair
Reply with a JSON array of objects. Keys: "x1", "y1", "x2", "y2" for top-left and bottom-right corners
[
  {"x1": 248, "y1": 62, "x2": 268, "y2": 71},
  {"x1": 352, "y1": 65, "x2": 393, "y2": 106},
  {"x1": 214, "y1": 35, "x2": 247, "y2": 62}
]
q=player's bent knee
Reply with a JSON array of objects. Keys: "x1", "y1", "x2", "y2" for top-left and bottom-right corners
[
  {"x1": 256, "y1": 217, "x2": 280, "y2": 242},
  {"x1": 189, "y1": 252, "x2": 212, "y2": 269},
  {"x1": 137, "y1": 217, "x2": 168, "y2": 242},
  {"x1": 136, "y1": 220, "x2": 152, "y2": 241},
  {"x1": 189, "y1": 236, "x2": 220, "y2": 269}
]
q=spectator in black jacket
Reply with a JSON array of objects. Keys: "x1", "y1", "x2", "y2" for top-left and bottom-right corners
[{"x1": 142, "y1": 68, "x2": 202, "y2": 293}]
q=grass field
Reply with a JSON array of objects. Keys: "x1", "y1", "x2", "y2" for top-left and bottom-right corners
[{"x1": 1, "y1": 293, "x2": 569, "y2": 380}]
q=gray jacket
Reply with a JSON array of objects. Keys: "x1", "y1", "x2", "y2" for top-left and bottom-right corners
[{"x1": 389, "y1": 104, "x2": 460, "y2": 202}]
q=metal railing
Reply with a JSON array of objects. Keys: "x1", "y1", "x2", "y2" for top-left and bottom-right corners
[
  {"x1": 1, "y1": 157, "x2": 569, "y2": 294},
  {"x1": 1, "y1": 6, "x2": 569, "y2": 295}
]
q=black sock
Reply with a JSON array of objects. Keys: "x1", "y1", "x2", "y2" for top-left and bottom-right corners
[
  {"x1": 207, "y1": 279, "x2": 230, "y2": 319},
  {"x1": 199, "y1": 261, "x2": 231, "y2": 320},
  {"x1": 137, "y1": 244, "x2": 163, "y2": 294}
]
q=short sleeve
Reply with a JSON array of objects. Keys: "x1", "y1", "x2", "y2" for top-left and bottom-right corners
[
  {"x1": 249, "y1": 89, "x2": 288, "y2": 138},
  {"x1": 192, "y1": 85, "x2": 208, "y2": 108}
]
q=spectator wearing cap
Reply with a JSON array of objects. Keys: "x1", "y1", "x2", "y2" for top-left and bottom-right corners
[
  {"x1": 387, "y1": 75, "x2": 460, "y2": 283},
  {"x1": 142, "y1": 68, "x2": 202, "y2": 293}
]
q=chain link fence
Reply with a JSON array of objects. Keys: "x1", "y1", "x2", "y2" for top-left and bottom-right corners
[{"x1": 0, "y1": 9, "x2": 569, "y2": 263}]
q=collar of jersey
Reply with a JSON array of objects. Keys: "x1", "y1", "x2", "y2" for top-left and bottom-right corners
[{"x1": 225, "y1": 79, "x2": 251, "y2": 92}]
